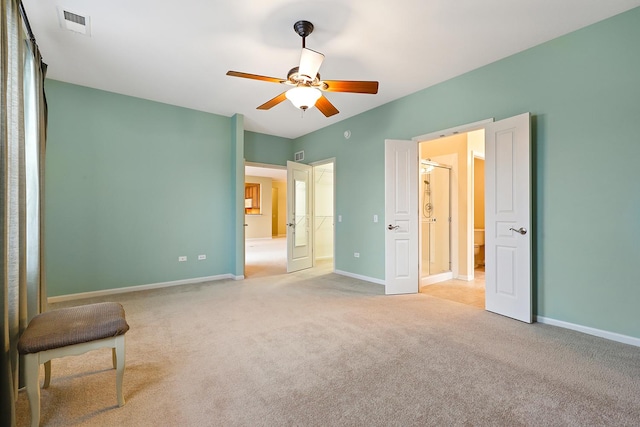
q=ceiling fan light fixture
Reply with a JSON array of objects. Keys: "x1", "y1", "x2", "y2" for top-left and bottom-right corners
[
  {"x1": 286, "y1": 86, "x2": 321, "y2": 110},
  {"x1": 225, "y1": 19, "x2": 377, "y2": 117}
]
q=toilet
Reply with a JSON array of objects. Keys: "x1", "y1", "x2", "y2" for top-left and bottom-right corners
[{"x1": 474, "y1": 229, "x2": 485, "y2": 268}]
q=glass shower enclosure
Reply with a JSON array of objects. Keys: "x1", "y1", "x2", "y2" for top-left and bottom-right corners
[{"x1": 419, "y1": 160, "x2": 451, "y2": 281}]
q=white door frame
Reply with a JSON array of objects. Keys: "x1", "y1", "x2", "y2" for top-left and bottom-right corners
[{"x1": 413, "y1": 119, "x2": 494, "y2": 142}]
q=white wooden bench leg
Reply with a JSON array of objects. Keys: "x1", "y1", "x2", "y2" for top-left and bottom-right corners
[
  {"x1": 114, "y1": 335, "x2": 126, "y2": 407},
  {"x1": 24, "y1": 353, "x2": 41, "y2": 427},
  {"x1": 43, "y1": 360, "x2": 51, "y2": 389}
]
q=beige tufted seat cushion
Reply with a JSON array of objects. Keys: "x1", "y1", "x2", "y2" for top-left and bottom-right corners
[{"x1": 18, "y1": 302, "x2": 129, "y2": 355}]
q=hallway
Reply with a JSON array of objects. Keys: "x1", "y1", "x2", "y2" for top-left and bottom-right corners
[{"x1": 245, "y1": 237, "x2": 287, "y2": 278}]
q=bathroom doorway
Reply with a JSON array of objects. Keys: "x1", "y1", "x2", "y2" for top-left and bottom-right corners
[
  {"x1": 385, "y1": 114, "x2": 531, "y2": 319},
  {"x1": 418, "y1": 131, "x2": 486, "y2": 308}
]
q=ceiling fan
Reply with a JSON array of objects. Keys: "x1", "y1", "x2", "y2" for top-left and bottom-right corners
[{"x1": 226, "y1": 20, "x2": 379, "y2": 118}]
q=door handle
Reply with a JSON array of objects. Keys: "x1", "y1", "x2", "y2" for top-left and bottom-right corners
[
  {"x1": 387, "y1": 224, "x2": 400, "y2": 231},
  {"x1": 287, "y1": 223, "x2": 295, "y2": 228},
  {"x1": 509, "y1": 227, "x2": 527, "y2": 235}
]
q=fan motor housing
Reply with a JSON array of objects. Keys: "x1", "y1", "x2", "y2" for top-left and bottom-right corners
[
  {"x1": 294, "y1": 20, "x2": 314, "y2": 38},
  {"x1": 287, "y1": 67, "x2": 322, "y2": 86}
]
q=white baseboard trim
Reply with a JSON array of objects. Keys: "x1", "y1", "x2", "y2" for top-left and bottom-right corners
[
  {"x1": 334, "y1": 270, "x2": 385, "y2": 286},
  {"x1": 457, "y1": 274, "x2": 473, "y2": 281},
  {"x1": 421, "y1": 272, "x2": 454, "y2": 286},
  {"x1": 48, "y1": 274, "x2": 238, "y2": 304},
  {"x1": 536, "y1": 316, "x2": 640, "y2": 348}
]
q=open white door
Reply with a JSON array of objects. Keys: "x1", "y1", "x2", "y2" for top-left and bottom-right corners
[
  {"x1": 384, "y1": 139, "x2": 419, "y2": 294},
  {"x1": 485, "y1": 113, "x2": 532, "y2": 323},
  {"x1": 286, "y1": 161, "x2": 313, "y2": 272}
]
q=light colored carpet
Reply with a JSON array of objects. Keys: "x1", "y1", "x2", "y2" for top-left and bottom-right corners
[{"x1": 16, "y1": 265, "x2": 640, "y2": 426}]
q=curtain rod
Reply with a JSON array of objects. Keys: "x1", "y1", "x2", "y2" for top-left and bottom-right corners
[{"x1": 19, "y1": 1, "x2": 36, "y2": 42}]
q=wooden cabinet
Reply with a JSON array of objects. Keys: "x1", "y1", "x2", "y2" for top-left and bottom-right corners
[{"x1": 245, "y1": 183, "x2": 261, "y2": 214}]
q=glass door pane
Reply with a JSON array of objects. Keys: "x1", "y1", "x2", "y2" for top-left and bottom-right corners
[{"x1": 294, "y1": 178, "x2": 307, "y2": 247}]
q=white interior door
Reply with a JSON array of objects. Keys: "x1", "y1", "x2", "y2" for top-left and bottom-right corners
[
  {"x1": 286, "y1": 161, "x2": 313, "y2": 272},
  {"x1": 484, "y1": 113, "x2": 532, "y2": 322},
  {"x1": 384, "y1": 139, "x2": 419, "y2": 294}
]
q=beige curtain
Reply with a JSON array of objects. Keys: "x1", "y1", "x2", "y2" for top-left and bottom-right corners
[{"x1": 1, "y1": 0, "x2": 47, "y2": 425}]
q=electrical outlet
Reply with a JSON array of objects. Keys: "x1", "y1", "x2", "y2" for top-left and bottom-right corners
[
  {"x1": 338, "y1": 215, "x2": 342, "y2": 222},
  {"x1": 198, "y1": 254, "x2": 206, "y2": 260},
  {"x1": 178, "y1": 256, "x2": 187, "y2": 262},
  {"x1": 354, "y1": 252, "x2": 360, "y2": 258},
  {"x1": 373, "y1": 215, "x2": 378, "y2": 223}
]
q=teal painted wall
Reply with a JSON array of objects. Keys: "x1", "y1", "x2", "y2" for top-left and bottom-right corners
[
  {"x1": 294, "y1": 8, "x2": 640, "y2": 338},
  {"x1": 231, "y1": 114, "x2": 245, "y2": 277},
  {"x1": 45, "y1": 80, "x2": 234, "y2": 296},
  {"x1": 244, "y1": 131, "x2": 293, "y2": 166}
]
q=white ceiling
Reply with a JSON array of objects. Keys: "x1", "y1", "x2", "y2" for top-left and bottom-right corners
[{"x1": 23, "y1": 0, "x2": 640, "y2": 139}]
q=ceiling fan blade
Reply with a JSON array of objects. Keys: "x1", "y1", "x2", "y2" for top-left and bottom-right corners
[
  {"x1": 257, "y1": 92, "x2": 288, "y2": 110},
  {"x1": 298, "y1": 48, "x2": 325, "y2": 81},
  {"x1": 226, "y1": 71, "x2": 285, "y2": 84},
  {"x1": 321, "y1": 80, "x2": 379, "y2": 94},
  {"x1": 315, "y1": 95, "x2": 339, "y2": 117}
]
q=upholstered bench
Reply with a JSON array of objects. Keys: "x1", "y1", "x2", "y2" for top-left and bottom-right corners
[{"x1": 17, "y1": 302, "x2": 130, "y2": 427}]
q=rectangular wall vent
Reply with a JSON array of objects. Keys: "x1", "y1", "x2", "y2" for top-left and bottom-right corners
[
  {"x1": 58, "y1": 8, "x2": 91, "y2": 36},
  {"x1": 294, "y1": 151, "x2": 304, "y2": 162},
  {"x1": 63, "y1": 11, "x2": 86, "y2": 26}
]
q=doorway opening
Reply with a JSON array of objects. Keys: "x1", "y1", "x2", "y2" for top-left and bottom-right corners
[
  {"x1": 385, "y1": 114, "x2": 531, "y2": 320},
  {"x1": 311, "y1": 160, "x2": 335, "y2": 272},
  {"x1": 244, "y1": 160, "x2": 335, "y2": 277},
  {"x1": 417, "y1": 130, "x2": 486, "y2": 309},
  {"x1": 244, "y1": 163, "x2": 288, "y2": 278}
]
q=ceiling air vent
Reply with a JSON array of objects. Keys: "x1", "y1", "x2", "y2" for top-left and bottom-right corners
[
  {"x1": 294, "y1": 151, "x2": 304, "y2": 162},
  {"x1": 58, "y1": 7, "x2": 91, "y2": 36},
  {"x1": 64, "y1": 11, "x2": 85, "y2": 26}
]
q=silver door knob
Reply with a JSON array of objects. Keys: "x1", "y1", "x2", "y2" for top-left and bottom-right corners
[
  {"x1": 509, "y1": 227, "x2": 527, "y2": 235},
  {"x1": 387, "y1": 224, "x2": 400, "y2": 231}
]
